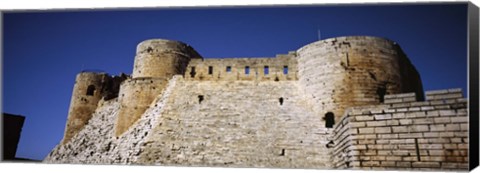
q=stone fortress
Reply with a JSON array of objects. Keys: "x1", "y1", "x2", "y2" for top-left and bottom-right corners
[{"x1": 44, "y1": 36, "x2": 469, "y2": 170}]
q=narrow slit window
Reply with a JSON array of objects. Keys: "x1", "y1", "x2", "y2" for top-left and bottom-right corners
[
  {"x1": 226, "y1": 66, "x2": 231, "y2": 72},
  {"x1": 377, "y1": 86, "x2": 387, "y2": 103},
  {"x1": 190, "y1": 67, "x2": 196, "y2": 78},
  {"x1": 324, "y1": 112, "x2": 335, "y2": 128},
  {"x1": 208, "y1": 66, "x2": 213, "y2": 75},
  {"x1": 245, "y1": 66, "x2": 250, "y2": 75},
  {"x1": 264, "y1": 66, "x2": 269, "y2": 75},
  {"x1": 283, "y1": 66, "x2": 288, "y2": 74},
  {"x1": 86, "y1": 85, "x2": 95, "y2": 96},
  {"x1": 198, "y1": 95, "x2": 204, "y2": 104},
  {"x1": 279, "y1": 97, "x2": 284, "y2": 105}
]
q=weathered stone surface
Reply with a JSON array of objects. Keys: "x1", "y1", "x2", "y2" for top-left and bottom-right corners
[
  {"x1": 332, "y1": 86, "x2": 469, "y2": 171},
  {"x1": 45, "y1": 36, "x2": 468, "y2": 172},
  {"x1": 62, "y1": 72, "x2": 128, "y2": 144},
  {"x1": 45, "y1": 76, "x2": 180, "y2": 164},
  {"x1": 136, "y1": 79, "x2": 332, "y2": 168}
]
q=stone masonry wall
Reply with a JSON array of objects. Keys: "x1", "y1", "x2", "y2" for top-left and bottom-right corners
[
  {"x1": 331, "y1": 88, "x2": 468, "y2": 171},
  {"x1": 297, "y1": 36, "x2": 424, "y2": 122},
  {"x1": 47, "y1": 36, "x2": 468, "y2": 171},
  {"x1": 115, "y1": 77, "x2": 168, "y2": 136},
  {"x1": 186, "y1": 52, "x2": 297, "y2": 81},
  {"x1": 132, "y1": 39, "x2": 202, "y2": 79},
  {"x1": 44, "y1": 76, "x2": 180, "y2": 164},
  {"x1": 62, "y1": 72, "x2": 110, "y2": 144},
  {"x1": 136, "y1": 77, "x2": 333, "y2": 168}
]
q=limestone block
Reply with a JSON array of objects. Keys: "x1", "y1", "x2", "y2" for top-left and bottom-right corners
[
  {"x1": 445, "y1": 124, "x2": 461, "y2": 131},
  {"x1": 396, "y1": 161, "x2": 411, "y2": 167},
  {"x1": 411, "y1": 162, "x2": 440, "y2": 168},
  {"x1": 392, "y1": 126, "x2": 408, "y2": 133},
  {"x1": 358, "y1": 127, "x2": 374, "y2": 134},
  {"x1": 374, "y1": 127, "x2": 391, "y2": 133},
  {"x1": 450, "y1": 117, "x2": 468, "y2": 123},
  {"x1": 374, "y1": 114, "x2": 392, "y2": 120},
  {"x1": 366, "y1": 121, "x2": 387, "y2": 127},
  {"x1": 434, "y1": 117, "x2": 451, "y2": 124}
]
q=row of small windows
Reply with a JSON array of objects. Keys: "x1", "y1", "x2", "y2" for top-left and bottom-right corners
[{"x1": 191, "y1": 66, "x2": 289, "y2": 77}]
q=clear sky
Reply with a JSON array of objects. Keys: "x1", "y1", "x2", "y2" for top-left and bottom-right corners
[{"x1": 3, "y1": 3, "x2": 468, "y2": 160}]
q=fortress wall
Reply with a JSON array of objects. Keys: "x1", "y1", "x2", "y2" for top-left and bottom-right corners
[
  {"x1": 132, "y1": 39, "x2": 202, "y2": 79},
  {"x1": 45, "y1": 76, "x2": 180, "y2": 164},
  {"x1": 297, "y1": 36, "x2": 424, "y2": 122},
  {"x1": 185, "y1": 53, "x2": 297, "y2": 81},
  {"x1": 137, "y1": 77, "x2": 333, "y2": 168},
  {"x1": 115, "y1": 39, "x2": 203, "y2": 137},
  {"x1": 45, "y1": 99, "x2": 120, "y2": 163},
  {"x1": 49, "y1": 36, "x2": 460, "y2": 171},
  {"x1": 331, "y1": 88, "x2": 468, "y2": 171},
  {"x1": 62, "y1": 72, "x2": 110, "y2": 144},
  {"x1": 115, "y1": 78, "x2": 168, "y2": 136}
]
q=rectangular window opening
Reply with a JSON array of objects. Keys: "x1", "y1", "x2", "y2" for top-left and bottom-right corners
[
  {"x1": 226, "y1": 66, "x2": 231, "y2": 72},
  {"x1": 208, "y1": 66, "x2": 213, "y2": 75},
  {"x1": 264, "y1": 66, "x2": 269, "y2": 75},
  {"x1": 190, "y1": 67, "x2": 196, "y2": 78},
  {"x1": 245, "y1": 66, "x2": 250, "y2": 75},
  {"x1": 283, "y1": 66, "x2": 288, "y2": 74}
]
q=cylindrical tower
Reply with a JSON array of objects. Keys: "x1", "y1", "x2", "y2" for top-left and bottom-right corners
[
  {"x1": 114, "y1": 39, "x2": 202, "y2": 136},
  {"x1": 62, "y1": 72, "x2": 109, "y2": 144},
  {"x1": 132, "y1": 39, "x2": 202, "y2": 78},
  {"x1": 114, "y1": 78, "x2": 167, "y2": 136},
  {"x1": 297, "y1": 36, "x2": 423, "y2": 122}
]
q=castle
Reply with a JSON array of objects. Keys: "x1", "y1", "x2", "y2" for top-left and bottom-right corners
[{"x1": 44, "y1": 36, "x2": 469, "y2": 170}]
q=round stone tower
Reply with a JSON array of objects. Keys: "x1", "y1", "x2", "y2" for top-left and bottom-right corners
[
  {"x1": 297, "y1": 36, "x2": 423, "y2": 122},
  {"x1": 132, "y1": 39, "x2": 202, "y2": 78},
  {"x1": 115, "y1": 39, "x2": 202, "y2": 136},
  {"x1": 62, "y1": 72, "x2": 109, "y2": 144}
]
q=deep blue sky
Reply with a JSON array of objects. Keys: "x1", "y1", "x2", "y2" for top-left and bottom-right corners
[{"x1": 3, "y1": 4, "x2": 468, "y2": 160}]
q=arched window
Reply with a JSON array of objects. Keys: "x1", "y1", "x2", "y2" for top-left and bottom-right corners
[
  {"x1": 324, "y1": 112, "x2": 335, "y2": 128},
  {"x1": 86, "y1": 85, "x2": 95, "y2": 96}
]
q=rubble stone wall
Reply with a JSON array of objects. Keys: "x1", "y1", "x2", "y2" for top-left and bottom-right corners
[{"x1": 44, "y1": 76, "x2": 180, "y2": 164}]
